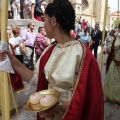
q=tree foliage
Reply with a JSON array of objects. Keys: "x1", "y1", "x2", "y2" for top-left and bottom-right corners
[{"x1": 113, "y1": 18, "x2": 120, "y2": 29}]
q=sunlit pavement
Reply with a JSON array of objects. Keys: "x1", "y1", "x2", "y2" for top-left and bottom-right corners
[{"x1": 3, "y1": 46, "x2": 120, "y2": 120}]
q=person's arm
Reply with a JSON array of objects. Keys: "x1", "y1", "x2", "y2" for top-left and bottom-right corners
[
  {"x1": 16, "y1": 0, "x2": 21, "y2": 13},
  {"x1": 42, "y1": 38, "x2": 49, "y2": 47},
  {"x1": 13, "y1": 43, "x2": 19, "y2": 49},
  {"x1": 22, "y1": 40, "x2": 26, "y2": 49},
  {"x1": 31, "y1": 3, "x2": 35, "y2": 19},
  {"x1": 4, "y1": 51, "x2": 34, "y2": 83}
]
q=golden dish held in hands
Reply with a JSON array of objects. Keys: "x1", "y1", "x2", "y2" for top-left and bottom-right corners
[{"x1": 24, "y1": 89, "x2": 60, "y2": 112}]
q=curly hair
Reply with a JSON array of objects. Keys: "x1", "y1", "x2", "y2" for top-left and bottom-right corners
[{"x1": 45, "y1": 0, "x2": 75, "y2": 35}]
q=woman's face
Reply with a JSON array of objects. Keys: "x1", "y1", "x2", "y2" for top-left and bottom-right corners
[{"x1": 44, "y1": 14, "x2": 54, "y2": 39}]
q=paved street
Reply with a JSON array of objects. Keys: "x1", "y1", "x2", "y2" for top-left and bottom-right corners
[{"x1": 1, "y1": 47, "x2": 120, "y2": 120}]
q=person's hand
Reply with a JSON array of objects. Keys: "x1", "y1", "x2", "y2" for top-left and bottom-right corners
[
  {"x1": 39, "y1": 101, "x2": 69, "y2": 118},
  {"x1": 0, "y1": 50, "x2": 13, "y2": 61},
  {"x1": 39, "y1": 102, "x2": 60, "y2": 118},
  {"x1": 0, "y1": 52, "x2": 7, "y2": 61}
]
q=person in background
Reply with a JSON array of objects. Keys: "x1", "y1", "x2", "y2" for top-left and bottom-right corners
[
  {"x1": 86, "y1": 21, "x2": 90, "y2": 32},
  {"x1": 11, "y1": 0, "x2": 21, "y2": 19},
  {"x1": 9, "y1": 27, "x2": 24, "y2": 63},
  {"x1": 34, "y1": 0, "x2": 43, "y2": 21},
  {"x1": 80, "y1": 29, "x2": 89, "y2": 46},
  {"x1": 76, "y1": 20, "x2": 82, "y2": 34},
  {"x1": 76, "y1": 29, "x2": 82, "y2": 40},
  {"x1": 0, "y1": 0, "x2": 104, "y2": 120},
  {"x1": 8, "y1": 0, "x2": 12, "y2": 19},
  {"x1": 104, "y1": 24, "x2": 120, "y2": 107},
  {"x1": 70, "y1": 30, "x2": 76, "y2": 39},
  {"x1": 106, "y1": 30, "x2": 115, "y2": 72},
  {"x1": 91, "y1": 23, "x2": 102, "y2": 59},
  {"x1": 23, "y1": 0, "x2": 36, "y2": 20},
  {"x1": 103, "y1": 30, "x2": 115, "y2": 72},
  {"x1": 22, "y1": 22, "x2": 36, "y2": 70},
  {"x1": 82, "y1": 19, "x2": 87, "y2": 29},
  {"x1": 34, "y1": 27, "x2": 49, "y2": 62},
  {"x1": 41, "y1": 0, "x2": 48, "y2": 13}
]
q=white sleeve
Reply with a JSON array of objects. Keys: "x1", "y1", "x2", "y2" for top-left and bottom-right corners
[{"x1": 25, "y1": 73, "x2": 38, "y2": 95}]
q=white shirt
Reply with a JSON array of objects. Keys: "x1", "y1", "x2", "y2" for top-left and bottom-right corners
[{"x1": 9, "y1": 36, "x2": 23, "y2": 55}]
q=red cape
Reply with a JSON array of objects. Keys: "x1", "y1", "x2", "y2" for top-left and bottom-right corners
[{"x1": 37, "y1": 43, "x2": 104, "y2": 120}]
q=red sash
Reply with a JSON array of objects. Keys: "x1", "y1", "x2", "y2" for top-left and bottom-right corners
[
  {"x1": 9, "y1": 43, "x2": 24, "y2": 91},
  {"x1": 37, "y1": 45, "x2": 55, "y2": 120}
]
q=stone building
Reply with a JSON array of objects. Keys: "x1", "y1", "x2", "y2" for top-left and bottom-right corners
[
  {"x1": 48, "y1": 0, "x2": 111, "y2": 30},
  {"x1": 69, "y1": 0, "x2": 111, "y2": 30}
]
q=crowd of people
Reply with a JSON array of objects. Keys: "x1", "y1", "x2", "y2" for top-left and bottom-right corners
[
  {"x1": 0, "y1": 0, "x2": 120, "y2": 120},
  {"x1": 71, "y1": 20, "x2": 101, "y2": 59},
  {"x1": 8, "y1": 0, "x2": 48, "y2": 21},
  {"x1": 7, "y1": 22, "x2": 50, "y2": 71}
]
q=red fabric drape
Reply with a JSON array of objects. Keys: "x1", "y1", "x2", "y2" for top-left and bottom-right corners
[
  {"x1": 10, "y1": 71, "x2": 24, "y2": 91},
  {"x1": 63, "y1": 46, "x2": 104, "y2": 120},
  {"x1": 8, "y1": 43, "x2": 24, "y2": 91},
  {"x1": 37, "y1": 44, "x2": 104, "y2": 120}
]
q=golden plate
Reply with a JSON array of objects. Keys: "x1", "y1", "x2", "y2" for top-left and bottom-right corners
[{"x1": 24, "y1": 89, "x2": 60, "y2": 112}]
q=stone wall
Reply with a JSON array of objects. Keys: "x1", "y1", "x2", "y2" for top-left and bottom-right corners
[{"x1": 8, "y1": 19, "x2": 44, "y2": 34}]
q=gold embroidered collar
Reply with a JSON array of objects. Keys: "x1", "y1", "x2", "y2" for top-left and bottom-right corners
[{"x1": 57, "y1": 41, "x2": 80, "y2": 48}]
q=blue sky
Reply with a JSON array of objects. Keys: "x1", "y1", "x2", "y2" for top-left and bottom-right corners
[{"x1": 108, "y1": 0, "x2": 120, "y2": 12}]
